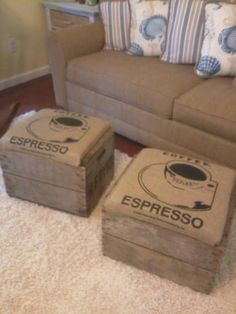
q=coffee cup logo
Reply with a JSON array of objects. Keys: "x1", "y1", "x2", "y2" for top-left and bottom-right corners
[
  {"x1": 50, "y1": 117, "x2": 84, "y2": 130},
  {"x1": 165, "y1": 161, "x2": 216, "y2": 191},
  {"x1": 138, "y1": 160, "x2": 218, "y2": 210},
  {"x1": 27, "y1": 114, "x2": 89, "y2": 143}
]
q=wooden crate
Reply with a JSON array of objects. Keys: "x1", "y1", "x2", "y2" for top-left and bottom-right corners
[
  {"x1": 50, "y1": 9, "x2": 88, "y2": 29},
  {"x1": 102, "y1": 149, "x2": 236, "y2": 293},
  {"x1": 0, "y1": 109, "x2": 114, "y2": 216}
]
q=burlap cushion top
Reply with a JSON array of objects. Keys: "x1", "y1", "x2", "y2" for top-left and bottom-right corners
[
  {"x1": 0, "y1": 109, "x2": 111, "y2": 167},
  {"x1": 104, "y1": 148, "x2": 236, "y2": 246}
]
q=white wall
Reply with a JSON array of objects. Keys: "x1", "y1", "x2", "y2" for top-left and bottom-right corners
[{"x1": 0, "y1": 0, "x2": 50, "y2": 89}]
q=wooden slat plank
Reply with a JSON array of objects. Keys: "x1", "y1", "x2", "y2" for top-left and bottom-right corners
[
  {"x1": 103, "y1": 189, "x2": 236, "y2": 271},
  {"x1": 103, "y1": 233, "x2": 215, "y2": 294},
  {"x1": 77, "y1": 128, "x2": 114, "y2": 215},
  {"x1": 1, "y1": 151, "x2": 80, "y2": 190},
  {"x1": 1, "y1": 126, "x2": 114, "y2": 216},
  {"x1": 103, "y1": 212, "x2": 220, "y2": 271},
  {"x1": 102, "y1": 153, "x2": 236, "y2": 274},
  {"x1": 3, "y1": 173, "x2": 80, "y2": 215},
  {"x1": 87, "y1": 155, "x2": 114, "y2": 214}
]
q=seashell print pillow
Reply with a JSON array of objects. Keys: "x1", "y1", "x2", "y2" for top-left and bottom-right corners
[
  {"x1": 196, "y1": 2, "x2": 236, "y2": 77},
  {"x1": 127, "y1": 0, "x2": 169, "y2": 56}
]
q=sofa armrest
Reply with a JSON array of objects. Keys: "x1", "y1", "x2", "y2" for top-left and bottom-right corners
[{"x1": 47, "y1": 21, "x2": 105, "y2": 109}]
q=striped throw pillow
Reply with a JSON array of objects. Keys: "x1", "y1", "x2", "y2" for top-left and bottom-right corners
[
  {"x1": 100, "y1": 0, "x2": 130, "y2": 51},
  {"x1": 161, "y1": 0, "x2": 206, "y2": 64}
]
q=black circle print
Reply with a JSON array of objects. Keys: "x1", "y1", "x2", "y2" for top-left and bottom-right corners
[
  {"x1": 54, "y1": 117, "x2": 83, "y2": 127},
  {"x1": 169, "y1": 163, "x2": 207, "y2": 181},
  {"x1": 138, "y1": 162, "x2": 218, "y2": 211},
  {"x1": 26, "y1": 115, "x2": 89, "y2": 144}
]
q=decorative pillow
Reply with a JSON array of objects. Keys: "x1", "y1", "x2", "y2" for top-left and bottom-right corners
[
  {"x1": 100, "y1": 0, "x2": 130, "y2": 51},
  {"x1": 127, "y1": 0, "x2": 169, "y2": 56},
  {"x1": 161, "y1": 0, "x2": 206, "y2": 64},
  {"x1": 196, "y1": 2, "x2": 236, "y2": 77}
]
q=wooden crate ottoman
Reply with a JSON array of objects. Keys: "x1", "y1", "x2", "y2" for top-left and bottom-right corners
[
  {"x1": 102, "y1": 149, "x2": 236, "y2": 293},
  {"x1": 0, "y1": 109, "x2": 114, "y2": 216}
]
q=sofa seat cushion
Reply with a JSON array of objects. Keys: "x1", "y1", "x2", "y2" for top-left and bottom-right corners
[
  {"x1": 66, "y1": 50, "x2": 203, "y2": 119},
  {"x1": 174, "y1": 77, "x2": 236, "y2": 142}
]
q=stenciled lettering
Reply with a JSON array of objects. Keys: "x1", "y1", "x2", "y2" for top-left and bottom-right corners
[
  {"x1": 121, "y1": 194, "x2": 204, "y2": 229},
  {"x1": 9, "y1": 136, "x2": 68, "y2": 155},
  {"x1": 162, "y1": 151, "x2": 208, "y2": 166}
]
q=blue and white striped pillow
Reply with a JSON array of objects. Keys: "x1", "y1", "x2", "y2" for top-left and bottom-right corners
[
  {"x1": 161, "y1": 0, "x2": 206, "y2": 64},
  {"x1": 100, "y1": 0, "x2": 130, "y2": 51}
]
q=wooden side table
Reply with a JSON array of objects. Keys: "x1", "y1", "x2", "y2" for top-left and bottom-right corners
[{"x1": 41, "y1": 1, "x2": 99, "y2": 30}]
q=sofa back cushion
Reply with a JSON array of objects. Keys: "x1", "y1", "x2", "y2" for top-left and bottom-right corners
[
  {"x1": 127, "y1": 0, "x2": 169, "y2": 56},
  {"x1": 162, "y1": 0, "x2": 206, "y2": 64},
  {"x1": 100, "y1": 0, "x2": 130, "y2": 51}
]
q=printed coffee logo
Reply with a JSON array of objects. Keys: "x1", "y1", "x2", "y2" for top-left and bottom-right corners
[
  {"x1": 26, "y1": 114, "x2": 89, "y2": 143},
  {"x1": 9, "y1": 136, "x2": 69, "y2": 155},
  {"x1": 9, "y1": 113, "x2": 91, "y2": 155},
  {"x1": 121, "y1": 195, "x2": 204, "y2": 229},
  {"x1": 119, "y1": 152, "x2": 220, "y2": 231},
  {"x1": 138, "y1": 157, "x2": 218, "y2": 211}
]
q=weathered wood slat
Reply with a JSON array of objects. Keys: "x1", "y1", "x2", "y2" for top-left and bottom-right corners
[
  {"x1": 103, "y1": 212, "x2": 220, "y2": 271},
  {"x1": 103, "y1": 190, "x2": 236, "y2": 272},
  {"x1": 103, "y1": 233, "x2": 215, "y2": 294},
  {"x1": 1, "y1": 119, "x2": 114, "y2": 216},
  {"x1": 77, "y1": 128, "x2": 114, "y2": 216},
  {"x1": 102, "y1": 149, "x2": 236, "y2": 293},
  {"x1": 86, "y1": 156, "x2": 114, "y2": 215},
  {"x1": 1, "y1": 151, "x2": 80, "y2": 190},
  {"x1": 4, "y1": 172, "x2": 80, "y2": 215}
]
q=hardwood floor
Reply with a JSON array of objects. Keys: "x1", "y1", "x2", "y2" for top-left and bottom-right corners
[{"x1": 0, "y1": 74, "x2": 144, "y2": 156}]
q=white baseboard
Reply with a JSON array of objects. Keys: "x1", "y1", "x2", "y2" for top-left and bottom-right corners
[{"x1": 0, "y1": 65, "x2": 50, "y2": 92}]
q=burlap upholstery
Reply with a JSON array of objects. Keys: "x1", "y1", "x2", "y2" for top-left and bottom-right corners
[
  {"x1": 174, "y1": 77, "x2": 236, "y2": 142},
  {"x1": 104, "y1": 148, "x2": 236, "y2": 246},
  {"x1": 0, "y1": 109, "x2": 110, "y2": 167},
  {"x1": 66, "y1": 51, "x2": 203, "y2": 119}
]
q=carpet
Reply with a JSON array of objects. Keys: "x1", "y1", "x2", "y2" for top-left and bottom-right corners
[{"x1": 0, "y1": 150, "x2": 236, "y2": 314}]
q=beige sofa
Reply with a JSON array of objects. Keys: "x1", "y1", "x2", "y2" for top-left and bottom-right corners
[{"x1": 47, "y1": 21, "x2": 236, "y2": 170}]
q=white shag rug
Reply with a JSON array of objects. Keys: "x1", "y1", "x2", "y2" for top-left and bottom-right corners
[{"x1": 0, "y1": 150, "x2": 236, "y2": 314}]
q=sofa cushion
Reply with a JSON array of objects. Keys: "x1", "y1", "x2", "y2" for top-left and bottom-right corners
[
  {"x1": 66, "y1": 50, "x2": 203, "y2": 119},
  {"x1": 174, "y1": 77, "x2": 236, "y2": 142}
]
